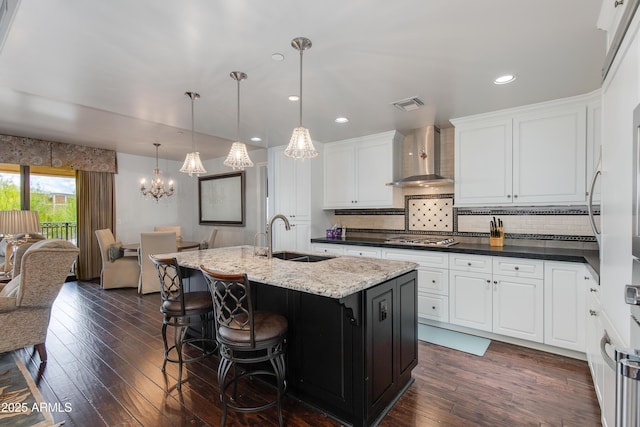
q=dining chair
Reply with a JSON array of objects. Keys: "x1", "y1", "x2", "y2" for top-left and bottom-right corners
[
  {"x1": 95, "y1": 229, "x2": 140, "y2": 289},
  {"x1": 201, "y1": 228, "x2": 218, "y2": 249},
  {"x1": 154, "y1": 226, "x2": 182, "y2": 241},
  {"x1": 139, "y1": 232, "x2": 177, "y2": 294}
]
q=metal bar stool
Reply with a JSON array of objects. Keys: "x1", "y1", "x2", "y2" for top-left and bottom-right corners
[
  {"x1": 200, "y1": 265, "x2": 288, "y2": 427},
  {"x1": 150, "y1": 255, "x2": 217, "y2": 390}
]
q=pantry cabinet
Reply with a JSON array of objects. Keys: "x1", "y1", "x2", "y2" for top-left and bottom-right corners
[
  {"x1": 452, "y1": 93, "x2": 596, "y2": 207},
  {"x1": 323, "y1": 131, "x2": 403, "y2": 209},
  {"x1": 272, "y1": 145, "x2": 311, "y2": 221}
]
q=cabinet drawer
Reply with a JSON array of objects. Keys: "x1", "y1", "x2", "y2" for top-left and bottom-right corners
[
  {"x1": 418, "y1": 294, "x2": 449, "y2": 323},
  {"x1": 345, "y1": 246, "x2": 382, "y2": 258},
  {"x1": 383, "y1": 249, "x2": 448, "y2": 268},
  {"x1": 418, "y1": 268, "x2": 448, "y2": 296},
  {"x1": 449, "y1": 254, "x2": 492, "y2": 273},
  {"x1": 493, "y1": 257, "x2": 543, "y2": 279},
  {"x1": 311, "y1": 243, "x2": 345, "y2": 255}
]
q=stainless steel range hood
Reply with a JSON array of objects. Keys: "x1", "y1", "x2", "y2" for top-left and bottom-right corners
[{"x1": 386, "y1": 126, "x2": 453, "y2": 187}]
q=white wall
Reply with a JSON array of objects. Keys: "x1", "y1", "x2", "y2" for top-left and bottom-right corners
[{"x1": 114, "y1": 149, "x2": 268, "y2": 247}]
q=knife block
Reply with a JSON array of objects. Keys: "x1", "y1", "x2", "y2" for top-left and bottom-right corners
[{"x1": 490, "y1": 228, "x2": 504, "y2": 247}]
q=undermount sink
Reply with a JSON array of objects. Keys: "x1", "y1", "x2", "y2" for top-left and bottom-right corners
[{"x1": 270, "y1": 251, "x2": 333, "y2": 262}]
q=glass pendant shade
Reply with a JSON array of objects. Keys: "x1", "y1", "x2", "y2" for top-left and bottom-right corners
[
  {"x1": 179, "y1": 151, "x2": 206, "y2": 176},
  {"x1": 285, "y1": 126, "x2": 318, "y2": 159},
  {"x1": 141, "y1": 143, "x2": 175, "y2": 202},
  {"x1": 224, "y1": 142, "x2": 254, "y2": 170},
  {"x1": 285, "y1": 37, "x2": 318, "y2": 160},
  {"x1": 180, "y1": 91, "x2": 207, "y2": 176},
  {"x1": 224, "y1": 71, "x2": 253, "y2": 170}
]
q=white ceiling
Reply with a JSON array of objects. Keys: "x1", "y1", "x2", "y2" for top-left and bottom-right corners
[{"x1": 0, "y1": 0, "x2": 605, "y2": 162}]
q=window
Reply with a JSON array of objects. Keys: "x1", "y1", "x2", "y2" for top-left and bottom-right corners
[{"x1": 0, "y1": 163, "x2": 77, "y2": 242}]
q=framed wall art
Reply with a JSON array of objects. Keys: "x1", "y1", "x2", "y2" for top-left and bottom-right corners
[{"x1": 198, "y1": 171, "x2": 245, "y2": 226}]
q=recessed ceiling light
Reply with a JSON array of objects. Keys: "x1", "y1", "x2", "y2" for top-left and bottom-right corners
[
  {"x1": 494, "y1": 74, "x2": 516, "y2": 85},
  {"x1": 335, "y1": 117, "x2": 349, "y2": 124},
  {"x1": 288, "y1": 95, "x2": 299, "y2": 101},
  {"x1": 250, "y1": 137, "x2": 262, "y2": 142},
  {"x1": 271, "y1": 53, "x2": 284, "y2": 61}
]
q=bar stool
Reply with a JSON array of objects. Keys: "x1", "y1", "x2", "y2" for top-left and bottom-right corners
[
  {"x1": 200, "y1": 266, "x2": 288, "y2": 427},
  {"x1": 150, "y1": 255, "x2": 217, "y2": 390}
]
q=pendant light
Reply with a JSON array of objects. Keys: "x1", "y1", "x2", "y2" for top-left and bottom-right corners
[
  {"x1": 141, "y1": 143, "x2": 174, "y2": 202},
  {"x1": 224, "y1": 71, "x2": 254, "y2": 170},
  {"x1": 284, "y1": 37, "x2": 318, "y2": 159},
  {"x1": 180, "y1": 91, "x2": 207, "y2": 176}
]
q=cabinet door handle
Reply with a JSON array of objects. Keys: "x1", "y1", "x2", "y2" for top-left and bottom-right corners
[
  {"x1": 615, "y1": 0, "x2": 624, "y2": 7},
  {"x1": 467, "y1": 262, "x2": 472, "y2": 266},
  {"x1": 507, "y1": 195, "x2": 511, "y2": 198},
  {"x1": 589, "y1": 309, "x2": 598, "y2": 316},
  {"x1": 514, "y1": 194, "x2": 518, "y2": 198},
  {"x1": 590, "y1": 288, "x2": 598, "y2": 293},
  {"x1": 432, "y1": 279, "x2": 436, "y2": 283},
  {"x1": 432, "y1": 306, "x2": 436, "y2": 310},
  {"x1": 514, "y1": 266, "x2": 519, "y2": 271},
  {"x1": 486, "y1": 279, "x2": 491, "y2": 283}
]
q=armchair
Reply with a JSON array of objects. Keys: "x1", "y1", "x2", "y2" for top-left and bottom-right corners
[
  {"x1": 95, "y1": 229, "x2": 140, "y2": 289},
  {"x1": 0, "y1": 239, "x2": 79, "y2": 367}
]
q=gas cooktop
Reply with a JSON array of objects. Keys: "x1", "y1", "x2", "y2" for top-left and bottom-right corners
[{"x1": 384, "y1": 236, "x2": 457, "y2": 247}]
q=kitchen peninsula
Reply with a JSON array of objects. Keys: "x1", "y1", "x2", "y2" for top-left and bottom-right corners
[{"x1": 168, "y1": 246, "x2": 419, "y2": 427}]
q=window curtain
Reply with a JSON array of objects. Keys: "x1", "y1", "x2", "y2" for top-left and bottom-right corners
[{"x1": 76, "y1": 170, "x2": 115, "y2": 280}]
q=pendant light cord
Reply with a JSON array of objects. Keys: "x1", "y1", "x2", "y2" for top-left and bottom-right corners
[
  {"x1": 236, "y1": 78, "x2": 241, "y2": 141},
  {"x1": 191, "y1": 95, "x2": 195, "y2": 151},
  {"x1": 299, "y1": 48, "x2": 303, "y2": 127}
]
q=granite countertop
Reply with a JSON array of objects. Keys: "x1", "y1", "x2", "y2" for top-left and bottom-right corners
[
  {"x1": 311, "y1": 236, "x2": 601, "y2": 279},
  {"x1": 159, "y1": 245, "x2": 418, "y2": 299}
]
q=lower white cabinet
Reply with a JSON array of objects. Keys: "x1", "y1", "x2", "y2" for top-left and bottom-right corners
[
  {"x1": 543, "y1": 261, "x2": 587, "y2": 352},
  {"x1": 310, "y1": 243, "x2": 345, "y2": 255},
  {"x1": 310, "y1": 242, "x2": 593, "y2": 353},
  {"x1": 345, "y1": 245, "x2": 382, "y2": 258},
  {"x1": 449, "y1": 254, "x2": 544, "y2": 343},
  {"x1": 383, "y1": 248, "x2": 449, "y2": 322}
]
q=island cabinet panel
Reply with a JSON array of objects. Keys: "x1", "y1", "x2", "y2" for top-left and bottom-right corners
[{"x1": 252, "y1": 270, "x2": 417, "y2": 427}]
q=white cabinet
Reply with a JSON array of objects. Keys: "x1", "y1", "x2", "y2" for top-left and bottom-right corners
[
  {"x1": 452, "y1": 94, "x2": 594, "y2": 207},
  {"x1": 323, "y1": 131, "x2": 402, "y2": 209},
  {"x1": 310, "y1": 243, "x2": 345, "y2": 255},
  {"x1": 272, "y1": 145, "x2": 310, "y2": 221},
  {"x1": 543, "y1": 261, "x2": 588, "y2": 352},
  {"x1": 597, "y1": 0, "x2": 631, "y2": 51},
  {"x1": 449, "y1": 254, "x2": 544, "y2": 343},
  {"x1": 344, "y1": 245, "x2": 382, "y2": 258},
  {"x1": 383, "y1": 248, "x2": 449, "y2": 323},
  {"x1": 585, "y1": 272, "x2": 604, "y2": 411},
  {"x1": 273, "y1": 222, "x2": 311, "y2": 253}
]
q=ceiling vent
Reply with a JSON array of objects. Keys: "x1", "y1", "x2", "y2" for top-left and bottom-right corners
[{"x1": 391, "y1": 96, "x2": 424, "y2": 112}]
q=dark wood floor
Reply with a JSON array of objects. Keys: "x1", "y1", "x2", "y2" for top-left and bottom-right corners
[{"x1": 17, "y1": 280, "x2": 602, "y2": 426}]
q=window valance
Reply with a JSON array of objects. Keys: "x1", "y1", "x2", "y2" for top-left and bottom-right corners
[{"x1": 0, "y1": 134, "x2": 117, "y2": 173}]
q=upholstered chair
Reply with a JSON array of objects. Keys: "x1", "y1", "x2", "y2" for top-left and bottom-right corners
[
  {"x1": 201, "y1": 228, "x2": 218, "y2": 249},
  {"x1": 0, "y1": 239, "x2": 79, "y2": 367},
  {"x1": 139, "y1": 232, "x2": 177, "y2": 294},
  {"x1": 95, "y1": 229, "x2": 140, "y2": 289},
  {"x1": 153, "y1": 226, "x2": 182, "y2": 241}
]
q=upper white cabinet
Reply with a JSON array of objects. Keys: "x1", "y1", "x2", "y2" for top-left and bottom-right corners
[
  {"x1": 597, "y1": 0, "x2": 631, "y2": 51},
  {"x1": 272, "y1": 145, "x2": 311, "y2": 221},
  {"x1": 323, "y1": 131, "x2": 403, "y2": 209},
  {"x1": 452, "y1": 92, "x2": 598, "y2": 207}
]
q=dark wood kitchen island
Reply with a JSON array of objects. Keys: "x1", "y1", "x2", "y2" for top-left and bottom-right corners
[{"x1": 165, "y1": 246, "x2": 418, "y2": 427}]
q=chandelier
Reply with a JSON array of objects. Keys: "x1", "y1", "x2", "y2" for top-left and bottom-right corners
[
  {"x1": 224, "y1": 71, "x2": 254, "y2": 170},
  {"x1": 141, "y1": 143, "x2": 174, "y2": 202},
  {"x1": 285, "y1": 37, "x2": 318, "y2": 160},
  {"x1": 180, "y1": 91, "x2": 207, "y2": 176}
]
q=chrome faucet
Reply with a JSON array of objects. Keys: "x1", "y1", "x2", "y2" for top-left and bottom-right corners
[{"x1": 267, "y1": 214, "x2": 291, "y2": 258}]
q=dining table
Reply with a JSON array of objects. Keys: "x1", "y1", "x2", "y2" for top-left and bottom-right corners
[{"x1": 122, "y1": 240, "x2": 200, "y2": 253}]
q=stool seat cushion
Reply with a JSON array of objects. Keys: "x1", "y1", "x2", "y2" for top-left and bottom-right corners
[
  {"x1": 162, "y1": 291, "x2": 213, "y2": 316},
  {"x1": 219, "y1": 311, "x2": 288, "y2": 344}
]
